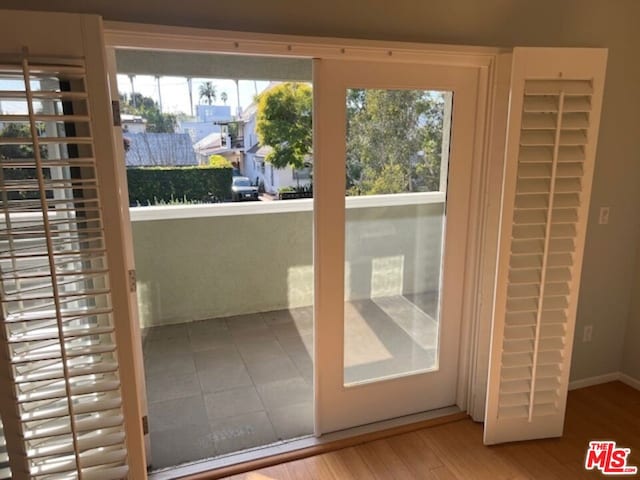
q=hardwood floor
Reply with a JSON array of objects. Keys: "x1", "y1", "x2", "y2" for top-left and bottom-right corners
[{"x1": 219, "y1": 382, "x2": 640, "y2": 480}]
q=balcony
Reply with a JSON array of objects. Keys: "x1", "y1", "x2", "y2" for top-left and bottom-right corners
[{"x1": 131, "y1": 193, "x2": 445, "y2": 470}]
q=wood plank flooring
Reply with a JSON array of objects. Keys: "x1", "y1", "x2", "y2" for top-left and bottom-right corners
[{"x1": 220, "y1": 382, "x2": 640, "y2": 479}]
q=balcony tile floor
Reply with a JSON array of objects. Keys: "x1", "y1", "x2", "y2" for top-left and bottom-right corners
[
  {"x1": 142, "y1": 293, "x2": 438, "y2": 470},
  {"x1": 142, "y1": 308, "x2": 314, "y2": 470}
]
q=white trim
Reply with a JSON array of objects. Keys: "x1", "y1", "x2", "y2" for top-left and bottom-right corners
[
  {"x1": 619, "y1": 373, "x2": 640, "y2": 391},
  {"x1": 128, "y1": 192, "x2": 446, "y2": 222},
  {"x1": 347, "y1": 191, "x2": 446, "y2": 209},
  {"x1": 104, "y1": 21, "x2": 502, "y2": 67},
  {"x1": 464, "y1": 53, "x2": 512, "y2": 422},
  {"x1": 568, "y1": 372, "x2": 640, "y2": 391},
  {"x1": 313, "y1": 58, "x2": 484, "y2": 433},
  {"x1": 105, "y1": 45, "x2": 153, "y2": 465},
  {"x1": 569, "y1": 372, "x2": 622, "y2": 391}
]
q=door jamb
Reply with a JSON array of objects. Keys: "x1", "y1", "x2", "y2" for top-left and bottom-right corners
[{"x1": 102, "y1": 18, "x2": 509, "y2": 434}]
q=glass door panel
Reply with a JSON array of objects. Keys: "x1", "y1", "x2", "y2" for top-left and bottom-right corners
[{"x1": 344, "y1": 88, "x2": 453, "y2": 386}]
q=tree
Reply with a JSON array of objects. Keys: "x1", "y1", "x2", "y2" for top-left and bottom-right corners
[
  {"x1": 119, "y1": 92, "x2": 176, "y2": 133},
  {"x1": 0, "y1": 123, "x2": 36, "y2": 159},
  {"x1": 346, "y1": 89, "x2": 444, "y2": 195},
  {"x1": 1, "y1": 123, "x2": 48, "y2": 200},
  {"x1": 220, "y1": 91, "x2": 228, "y2": 105},
  {"x1": 199, "y1": 81, "x2": 217, "y2": 105},
  {"x1": 208, "y1": 154, "x2": 232, "y2": 168},
  {"x1": 255, "y1": 82, "x2": 312, "y2": 170}
]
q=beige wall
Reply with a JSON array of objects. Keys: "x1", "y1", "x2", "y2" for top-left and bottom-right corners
[
  {"x1": 7, "y1": 0, "x2": 640, "y2": 381},
  {"x1": 623, "y1": 243, "x2": 640, "y2": 379},
  {"x1": 131, "y1": 204, "x2": 443, "y2": 327}
]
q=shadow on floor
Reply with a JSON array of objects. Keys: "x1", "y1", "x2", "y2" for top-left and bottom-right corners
[{"x1": 142, "y1": 292, "x2": 439, "y2": 470}]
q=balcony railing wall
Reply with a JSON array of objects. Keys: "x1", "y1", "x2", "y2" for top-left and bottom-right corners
[{"x1": 130, "y1": 198, "x2": 445, "y2": 328}]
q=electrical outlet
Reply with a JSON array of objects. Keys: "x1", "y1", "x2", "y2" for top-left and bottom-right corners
[
  {"x1": 599, "y1": 207, "x2": 610, "y2": 225},
  {"x1": 583, "y1": 325, "x2": 593, "y2": 343}
]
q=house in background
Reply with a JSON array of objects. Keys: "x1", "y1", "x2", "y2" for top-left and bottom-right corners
[
  {"x1": 244, "y1": 144, "x2": 312, "y2": 194},
  {"x1": 192, "y1": 129, "x2": 243, "y2": 172},
  {"x1": 177, "y1": 104, "x2": 232, "y2": 143},
  {"x1": 121, "y1": 113, "x2": 147, "y2": 133},
  {"x1": 240, "y1": 99, "x2": 313, "y2": 194}
]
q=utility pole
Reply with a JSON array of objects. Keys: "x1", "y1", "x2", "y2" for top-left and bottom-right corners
[
  {"x1": 234, "y1": 79, "x2": 242, "y2": 118},
  {"x1": 155, "y1": 75, "x2": 163, "y2": 111},
  {"x1": 187, "y1": 77, "x2": 194, "y2": 117},
  {"x1": 128, "y1": 74, "x2": 136, "y2": 107}
]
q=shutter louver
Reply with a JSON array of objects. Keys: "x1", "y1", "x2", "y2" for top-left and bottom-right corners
[
  {"x1": 0, "y1": 58, "x2": 129, "y2": 478},
  {"x1": 0, "y1": 420, "x2": 10, "y2": 480},
  {"x1": 485, "y1": 48, "x2": 607, "y2": 444}
]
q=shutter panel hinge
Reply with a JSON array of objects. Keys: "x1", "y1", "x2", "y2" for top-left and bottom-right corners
[
  {"x1": 142, "y1": 415, "x2": 149, "y2": 435},
  {"x1": 128, "y1": 269, "x2": 137, "y2": 293},
  {"x1": 112, "y1": 100, "x2": 122, "y2": 127}
]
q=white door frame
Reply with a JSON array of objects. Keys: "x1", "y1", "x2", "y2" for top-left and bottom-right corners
[
  {"x1": 103, "y1": 20, "x2": 510, "y2": 432},
  {"x1": 314, "y1": 58, "x2": 485, "y2": 433}
]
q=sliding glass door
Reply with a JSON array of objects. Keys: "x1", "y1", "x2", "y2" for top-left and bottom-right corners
[{"x1": 313, "y1": 59, "x2": 480, "y2": 433}]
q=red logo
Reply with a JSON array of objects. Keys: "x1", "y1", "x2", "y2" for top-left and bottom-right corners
[{"x1": 585, "y1": 441, "x2": 638, "y2": 475}]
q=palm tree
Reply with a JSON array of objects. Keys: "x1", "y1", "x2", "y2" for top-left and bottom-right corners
[
  {"x1": 220, "y1": 91, "x2": 228, "y2": 104},
  {"x1": 199, "y1": 81, "x2": 217, "y2": 105}
]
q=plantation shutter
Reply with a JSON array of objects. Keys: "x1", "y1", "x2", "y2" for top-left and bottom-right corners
[
  {"x1": 484, "y1": 48, "x2": 607, "y2": 444},
  {"x1": 0, "y1": 11, "x2": 145, "y2": 479}
]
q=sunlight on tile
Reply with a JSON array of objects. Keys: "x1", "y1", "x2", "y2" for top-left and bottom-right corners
[
  {"x1": 287, "y1": 264, "x2": 314, "y2": 308},
  {"x1": 373, "y1": 295, "x2": 439, "y2": 350},
  {"x1": 344, "y1": 302, "x2": 393, "y2": 367}
]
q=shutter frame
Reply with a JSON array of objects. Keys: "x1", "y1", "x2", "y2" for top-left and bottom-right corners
[
  {"x1": 484, "y1": 47, "x2": 607, "y2": 445},
  {"x1": 0, "y1": 11, "x2": 146, "y2": 479}
]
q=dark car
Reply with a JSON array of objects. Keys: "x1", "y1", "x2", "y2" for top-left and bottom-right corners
[{"x1": 231, "y1": 176, "x2": 259, "y2": 201}]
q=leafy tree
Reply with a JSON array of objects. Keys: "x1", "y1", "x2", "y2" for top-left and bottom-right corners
[
  {"x1": 346, "y1": 89, "x2": 444, "y2": 195},
  {"x1": 208, "y1": 154, "x2": 232, "y2": 168},
  {"x1": 119, "y1": 92, "x2": 176, "y2": 133},
  {"x1": 199, "y1": 81, "x2": 217, "y2": 105},
  {"x1": 1, "y1": 123, "x2": 49, "y2": 200},
  {"x1": 220, "y1": 91, "x2": 228, "y2": 105},
  {"x1": 255, "y1": 82, "x2": 312, "y2": 170},
  {"x1": 0, "y1": 123, "x2": 36, "y2": 159},
  {"x1": 143, "y1": 109, "x2": 177, "y2": 133},
  {"x1": 0, "y1": 123, "x2": 50, "y2": 160}
]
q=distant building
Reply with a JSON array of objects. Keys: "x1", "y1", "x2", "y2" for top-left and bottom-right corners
[
  {"x1": 244, "y1": 144, "x2": 312, "y2": 195},
  {"x1": 240, "y1": 98, "x2": 312, "y2": 194},
  {"x1": 193, "y1": 131, "x2": 243, "y2": 172},
  {"x1": 177, "y1": 104, "x2": 233, "y2": 143},
  {"x1": 195, "y1": 105, "x2": 232, "y2": 123},
  {"x1": 124, "y1": 132, "x2": 197, "y2": 167},
  {"x1": 121, "y1": 114, "x2": 147, "y2": 134}
]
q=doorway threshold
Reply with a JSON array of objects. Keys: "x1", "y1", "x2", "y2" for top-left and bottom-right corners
[{"x1": 149, "y1": 405, "x2": 465, "y2": 480}]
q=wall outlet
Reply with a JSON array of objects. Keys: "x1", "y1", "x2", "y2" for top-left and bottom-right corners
[
  {"x1": 599, "y1": 207, "x2": 610, "y2": 225},
  {"x1": 583, "y1": 325, "x2": 593, "y2": 342}
]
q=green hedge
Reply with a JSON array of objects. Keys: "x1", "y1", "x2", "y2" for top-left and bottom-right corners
[{"x1": 127, "y1": 166, "x2": 232, "y2": 205}]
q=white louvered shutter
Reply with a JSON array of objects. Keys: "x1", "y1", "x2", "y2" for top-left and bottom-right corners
[
  {"x1": 0, "y1": 11, "x2": 145, "y2": 479},
  {"x1": 484, "y1": 48, "x2": 607, "y2": 445},
  {"x1": 0, "y1": 420, "x2": 8, "y2": 480}
]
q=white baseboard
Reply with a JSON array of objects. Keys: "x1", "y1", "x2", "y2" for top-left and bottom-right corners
[
  {"x1": 569, "y1": 372, "x2": 622, "y2": 390},
  {"x1": 569, "y1": 372, "x2": 640, "y2": 391},
  {"x1": 619, "y1": 373, "x2": 640, "y2": 391}
]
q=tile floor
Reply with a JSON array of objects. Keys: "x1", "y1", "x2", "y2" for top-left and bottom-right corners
[{"x1": 142, "y1": 293, "x2": 438, "y2": 470}]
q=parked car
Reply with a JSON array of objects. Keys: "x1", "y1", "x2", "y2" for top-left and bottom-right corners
[{"x1": 231, "y1": 176, "x2": 259, "y2": 201}]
